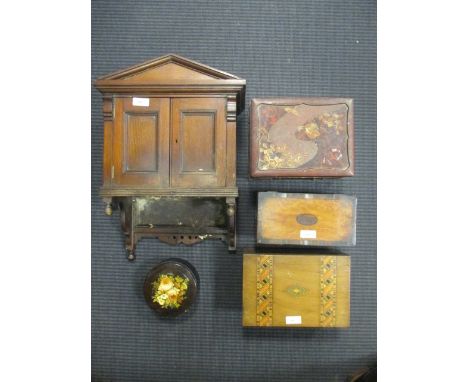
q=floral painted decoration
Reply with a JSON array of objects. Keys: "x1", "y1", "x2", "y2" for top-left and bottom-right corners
[
  {"x1": 256, "y1": 104, "x2": 348, "y2": 171},
  {"x1": 152, "y1": 274, "x2": 189, "y2": 309}
]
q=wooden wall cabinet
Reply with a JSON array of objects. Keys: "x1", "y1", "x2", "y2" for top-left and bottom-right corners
[{"x1": 95, "y1": 54, "x2": 246, "y2": 260}]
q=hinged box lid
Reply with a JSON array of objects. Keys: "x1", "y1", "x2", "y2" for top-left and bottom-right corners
[
  {"x1": 243, "y1": 252, "x2": 350, "y2": 327},
  {"x1": 250, "y1": 98, "x2": 354, "y2": 177}
]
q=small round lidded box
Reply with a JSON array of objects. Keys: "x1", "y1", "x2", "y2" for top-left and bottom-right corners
[{"x1": 143, "y1": 259, "x2": 199, "y2": 317}]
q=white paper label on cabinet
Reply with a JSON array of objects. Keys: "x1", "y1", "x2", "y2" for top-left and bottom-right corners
[
  {"x1": 300, "y1": 230, "x2": 316, "y2": 239},
  {"x1": 285, "y1": 316, "x2": 302, "y2": 325},
  {"x1": 132, "y1": 97, "x2": 150, "y2": 107}
]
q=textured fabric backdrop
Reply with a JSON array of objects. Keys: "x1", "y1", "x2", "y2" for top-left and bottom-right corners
[{"x1": 91, "y1": 1, "x2": 376, "y2": 381}]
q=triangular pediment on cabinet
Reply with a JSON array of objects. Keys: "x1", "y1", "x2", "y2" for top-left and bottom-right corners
[
  {"x1": 95, "y1": 54, "x2": 245, "y2": 85},
  {"x1": 95, "y1": 54, "x2": 246, "y2": 113}
]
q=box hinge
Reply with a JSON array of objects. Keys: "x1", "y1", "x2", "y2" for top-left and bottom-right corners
[{"x1": 111, "y1": 165, "x2": 114, "y2": 179}]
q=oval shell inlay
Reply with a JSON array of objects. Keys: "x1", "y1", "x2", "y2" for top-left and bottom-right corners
[{"x1": 296, "y1": 214, "x2": 318, "y2": 226}]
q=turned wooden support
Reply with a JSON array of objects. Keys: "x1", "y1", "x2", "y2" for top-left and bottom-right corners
[
  {"x1": 118, "y1": 198, "x2": 136, "y2": 261},
  {"x1": 226, "y1": 197, "x2": 236, "y2": 251},
  {"x1": 103, "y1": 197, "x2": 113, "y2": 216},
  {"x1": 105, "y1": 203, "x2": 112, "y2": 216}
]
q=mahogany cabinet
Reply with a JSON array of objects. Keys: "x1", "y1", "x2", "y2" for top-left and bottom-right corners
[{"x1": 95, "y1": 54, "x2": 246, "y2": 260}]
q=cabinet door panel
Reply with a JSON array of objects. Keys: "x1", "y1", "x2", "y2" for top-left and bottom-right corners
[
  {"x1": 180, "y1": 113, "x2": 216, "y2": 172},
  {"x1": 125, "y1": 113, "x2": 158, "y2": 172},
  {"x1": 113, "y1": 97, "x2": 170, "y2": 187},
  {"x1": 171, "y1": 98, "x2": 226, "y2": 188}
]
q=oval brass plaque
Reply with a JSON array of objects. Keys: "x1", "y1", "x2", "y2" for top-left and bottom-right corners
[{"x1": 296, "y1": 214, "x2": 318, "y2": 226}]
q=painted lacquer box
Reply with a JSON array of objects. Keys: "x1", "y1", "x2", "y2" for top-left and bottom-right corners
[
  {"x1": 243, "y1": 253, "x2": 350, "y2": 327},
  {"x1": 257, "y1": 192, "x2": 357, "y2": 246},
  {"x1": 250, "y1": 98, "x2": 354, "y2": 178}
]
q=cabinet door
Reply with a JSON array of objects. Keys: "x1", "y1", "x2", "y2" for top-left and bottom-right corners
[
  {"x1": 171, "y1": 98, "x2": 226, "y2": 188},
  {"x1": 113, "y1": 97, "x2": 170, "y2": 187}
]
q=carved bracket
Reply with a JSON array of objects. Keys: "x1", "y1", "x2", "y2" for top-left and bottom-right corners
[
  {"x1": 103, "y1": 96, "x2": 113, "y2": 121},
  {"x1": 157, "y1": 234, "x2": 204, "y2": 246},
  {"x1": 227, "y1": 95, "x2": 237, "y2": 122}
]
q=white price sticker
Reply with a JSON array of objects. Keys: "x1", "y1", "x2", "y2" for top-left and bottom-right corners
[
  {"x1": 285, "y1": 316, "x2": 302, "y2": 325},
  {"x1": 132, "y1": 97, "x2": 150, "y2": 107},
  {"x1": 300, "y1": 230, "x2": 317, "y2": 239}
]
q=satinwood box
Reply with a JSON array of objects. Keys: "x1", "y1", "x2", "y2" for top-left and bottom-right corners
[{"x1": 257, "y1": 192, "x2": 357, "y2": 247}]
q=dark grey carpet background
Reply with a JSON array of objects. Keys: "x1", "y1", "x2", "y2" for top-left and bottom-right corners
[{"x1": 91, "y1": 1, "x2": 376, "y2": 381}]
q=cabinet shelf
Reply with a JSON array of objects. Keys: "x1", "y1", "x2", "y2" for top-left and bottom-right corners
[{"x1": 100, "y1": 187, "x2": 239, "y2": 198}]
